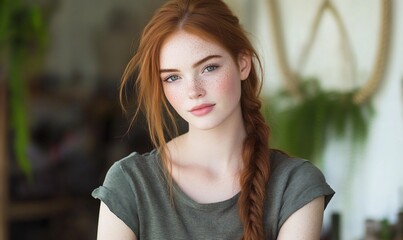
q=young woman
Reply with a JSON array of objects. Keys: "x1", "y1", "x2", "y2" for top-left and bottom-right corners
[{"x1": 92, "y1": 0, "x2": 335, "y2": 239}]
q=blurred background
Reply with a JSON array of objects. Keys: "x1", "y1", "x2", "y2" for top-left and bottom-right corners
[{"x1": 0, "y1": 0, "x2": 402, "y2": 239}]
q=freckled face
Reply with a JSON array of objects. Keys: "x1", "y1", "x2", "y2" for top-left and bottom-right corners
[{"x1": 159, "y1": 31, "x2": 250, "y2": 130}]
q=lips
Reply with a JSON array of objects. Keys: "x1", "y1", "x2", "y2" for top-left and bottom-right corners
[{"x1": 189, "y1": 103, "x2": 215, "y2": 116}]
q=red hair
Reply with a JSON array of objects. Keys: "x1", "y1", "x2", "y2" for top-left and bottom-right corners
[{"x1": 120, "y1": 0, "x2": 271, "y2": 239}]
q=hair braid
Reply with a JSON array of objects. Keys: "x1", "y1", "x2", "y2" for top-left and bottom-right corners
[{"x1": 239, "y1": 82, "x2": 271, "y2": 240}]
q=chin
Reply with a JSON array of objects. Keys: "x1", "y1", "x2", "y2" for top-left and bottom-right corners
[
  {"x1": 189, "y1": 123, "x2": 217, "y2": 131},
  {"x1": 186, "y1": 118, "x2": 215, "y2": 130},
  {"x1": 188, "y1": 118, "x2": 227, "y2": 131}
]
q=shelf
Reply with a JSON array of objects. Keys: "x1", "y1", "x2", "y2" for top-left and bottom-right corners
[{"x1": 9, "y1": 198, "x2": 73, "y2": 221}]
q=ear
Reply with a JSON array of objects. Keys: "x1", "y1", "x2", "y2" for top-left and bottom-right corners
[{"x1": 238, "y1": 52, "x2": 252, "y2": 81}]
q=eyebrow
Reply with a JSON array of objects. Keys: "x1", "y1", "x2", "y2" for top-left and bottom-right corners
[{"x1": 160, "y1": 55, "x2": 222, "y2": 73}]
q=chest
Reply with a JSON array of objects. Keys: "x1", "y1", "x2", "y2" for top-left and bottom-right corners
[{"x1": 172, "y1": 166, "x2": 241, "y2": 204}]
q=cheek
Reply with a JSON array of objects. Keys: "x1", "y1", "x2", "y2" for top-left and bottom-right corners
[
  {"x1": 215, "y1": 70, "x2": 241, "y2": 96},
  {"x1": 163, "y1": 85, "x2": 183, "y2": 109}
]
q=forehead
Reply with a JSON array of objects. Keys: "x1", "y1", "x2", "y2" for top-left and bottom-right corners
[{"x1": 159, "y1": 31, "x2": 229, "y2": 68}]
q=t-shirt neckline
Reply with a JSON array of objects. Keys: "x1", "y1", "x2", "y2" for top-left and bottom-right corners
[{"x1": 150, "y1": 149, "x2": 241, "y2": 211}]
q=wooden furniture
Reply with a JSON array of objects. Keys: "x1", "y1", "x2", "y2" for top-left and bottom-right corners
[{"x1": 8, "y1": 198, "x2": 73, "y2": 221}]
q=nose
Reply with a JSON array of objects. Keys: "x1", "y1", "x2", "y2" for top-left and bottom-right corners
[{"x1": 187, "y1": 78, "x2": 206, "y2": 99}]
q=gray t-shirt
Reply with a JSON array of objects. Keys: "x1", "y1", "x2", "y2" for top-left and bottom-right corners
[{"x1": 92, "y1": 150, "x2": 334, "y2": 239}]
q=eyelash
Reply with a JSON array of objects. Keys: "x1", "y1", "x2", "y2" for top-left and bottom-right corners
[
  {"x1": 203, "y1": 64, "x2": 219, "y2": 73},
  {"x1": 162, "y1": 64, "x2": 219, "y2": 83},
  {"x1": 163, "y1": 75, "x2": 179, "y2": 83}
]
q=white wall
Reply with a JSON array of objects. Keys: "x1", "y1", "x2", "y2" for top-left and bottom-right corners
[{"x1": 226, "y1": 0, "x2": 403, "y2": 239}]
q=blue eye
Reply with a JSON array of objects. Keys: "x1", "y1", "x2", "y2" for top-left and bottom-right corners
[
  {"x1": 164, "y1": 75, "x2": 180, "y2": 82},
  {"x1": 203, "y1": 65, "x2": 218, "y2": 73}
]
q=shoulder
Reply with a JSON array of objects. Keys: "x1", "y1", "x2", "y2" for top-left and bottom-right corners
[
  {"x1": 92, "y1": 150, "x2": 163, "y2": 235},
  {"x1": 265, "y1": 150, "x2": 335, "y2": 237},
  {"x1": 98, "y1": 150, "x2": 163, "y2": 196},
  {"x1": 113, "y1": 150, "x2": 161, "y2": 174},
  {"x1": 115, "y1": 150, "x2": 160, "y2": 167},
  {"x1": 268, "y1": 150, "x2": 334, "y2": 202},
  {"x1": 270, "y1": 150, "x2": 309, "y2": 171},
  {"x1": 269, "y1": 150, "x2": 329, "y2": 190}
]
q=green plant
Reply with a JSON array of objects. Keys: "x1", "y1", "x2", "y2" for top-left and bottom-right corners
[
  {"x1": 0, "y1": 0, "x2": 47, "y2": 178},
  {"x1": 263, "y1": 78, "x2": 374, "y2": 166}
]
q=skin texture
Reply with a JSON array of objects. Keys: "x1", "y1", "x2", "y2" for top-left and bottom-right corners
[
  {"x1": 277, "y1": 197, "x2": 325, "y2": 240},
  {"x1": 96, "y1": 30, "x2": 325, "y2": 240},
  {"x1": 160, "y1": 31, "x2": 249, "y2": 131},
  {"x1": 160, "y1": 30, "x2": 251, "y2": 204},
  {"x1": 97, "y1": 202, "x2": 137, "y2": 240}
]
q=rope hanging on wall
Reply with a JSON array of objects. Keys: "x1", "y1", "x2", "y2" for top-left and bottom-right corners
[{"x1": 267, "y1": 0, "x2": 391, "y2": 104}]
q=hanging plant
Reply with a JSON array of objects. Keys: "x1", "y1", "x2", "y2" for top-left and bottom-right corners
[
  {"x1": 0, "y1": 0, "x2": 47, "y2": 179},
  {"x1": 264, "y1": 78, "x2": 374, "y2": 165},
  {"x1": 263, "y1": 0, "x2": 391, "y2": 165}
]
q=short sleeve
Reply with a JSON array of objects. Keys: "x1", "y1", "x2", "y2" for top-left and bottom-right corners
[
  {"x1": 278, "y1": 161, "x2": 335, "y2": 228},
  {"x1": 92, "y1": 160, "x2": 139, "y2": 234}
]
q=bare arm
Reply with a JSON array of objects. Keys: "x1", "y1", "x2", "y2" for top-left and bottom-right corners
[
  {"x1": 96, "y1": 202, "x2": 137, "y2": 240},
  {"x1": 277, "y1": 196, "x2": 325, "y2": 240}
]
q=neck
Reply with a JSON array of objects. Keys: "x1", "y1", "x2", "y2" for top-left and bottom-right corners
[{"x1": 177, "y1": 107, "x2": 246, "y2": 173}]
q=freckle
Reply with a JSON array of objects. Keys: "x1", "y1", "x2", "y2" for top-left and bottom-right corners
[
  {"x1": 195, "y1": 80, "x2": 202, "y2": 89},
  {"x1": 215, "y1": 70, "x2": 232, "y2": 91}
]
